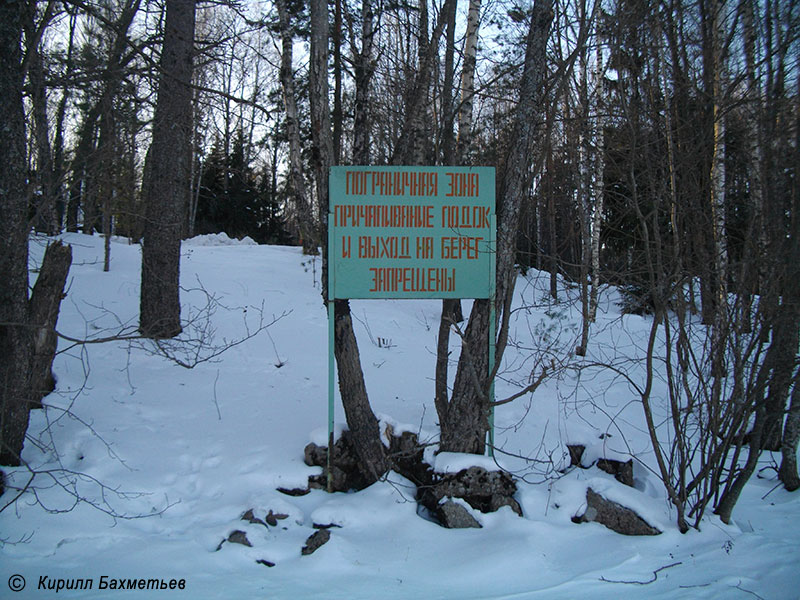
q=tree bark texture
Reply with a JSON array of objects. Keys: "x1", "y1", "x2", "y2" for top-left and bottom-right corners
[
  {"x1": 588, "y1": 41, "x2": 605, "y2": 323},
  {"x1": 0, "y1": 0, "x2": 33, "y2": 466},
  {"x1": 439, "y1": 0, "x2": 456, "y2": 164},
  {"x1": 352, "y1": 0, "x2": 375, "y2": 165},
  {"x1": 440, "y1": 0, "x2": 554, "y2": 453},
  {"x1": 276, "y1": 0, "x2": 318, "y2": 254},
  {"x1": 311, "y1": 0, "x2": 388, "y2": 481},
  {"x1": 778, "y1": 73, "x2": 800, "y2": 487},
  {"x1": 434, "y1": 0, "x2": 476, "y2": 428},
  {"x1": 28, "y1": 242, "x2": 73, "y2": 409},
  {"x1": 333, "y1": 301, "x2": 389, "y2": 481},
  {"x1": 455, "y1": 0, "x2": 482, "y2": 164},
  {"x1": 140, "y1": 0, "x2": 195, "y2": 339},
  {"x1": 779, "y1": 372, "x2": 800, "y2": 491},
  {"x1": 28, "y1": 42, "x2": 58, "y2": 235}
]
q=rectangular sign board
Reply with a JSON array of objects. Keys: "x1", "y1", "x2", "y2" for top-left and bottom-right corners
[{"x1": 329, "y1": 166, "x2": 495, "y2": 299}]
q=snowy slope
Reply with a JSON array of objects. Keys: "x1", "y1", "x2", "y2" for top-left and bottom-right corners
[{"x1": 1, "y1": 232, "x2": 798, "y2": 599}]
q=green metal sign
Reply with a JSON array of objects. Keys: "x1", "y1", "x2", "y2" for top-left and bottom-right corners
[
  {"x1": 326, "y1": 167, "x2": 497, "y2": 488},
  {"x1": 328, "y1": 166, "x2": 495, "y2": 299}
]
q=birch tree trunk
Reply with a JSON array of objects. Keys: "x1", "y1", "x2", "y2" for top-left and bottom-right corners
[
  {"x1": 275, "y1": 0, "x2": 318, "y2": 254},
  {"x1": 588, "y1": 41, "x2": 605, "y2": 323},
  {"x1": 577, "y1": 13, "x2": 592, "y2": 356},
  {"x1": 708, "y1": 0, "x2": 728, "y2": 417},
  {"x1": 352, "y1": 0, "x2": 375, "y2": 165},
  {"x1": 52, "y1": 10, "x2": 77, "y2": 232},
  {"x1": 456, "y1": 0, "x2": 482, "y2": 163}
]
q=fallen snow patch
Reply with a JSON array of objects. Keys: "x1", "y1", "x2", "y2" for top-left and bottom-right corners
[
  {"x1": 431, "y1": 451, "x2": 503, "y2": 474},
  {"x1": 184, "y1": 232, "x2": 257, "y2": 246}
]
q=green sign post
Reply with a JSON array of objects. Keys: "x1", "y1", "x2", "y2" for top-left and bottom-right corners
[{"x1": 327, "y1": 166, "x2": 496, "y2": 487}]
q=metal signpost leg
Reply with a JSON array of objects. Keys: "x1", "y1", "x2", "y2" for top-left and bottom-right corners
[
  {"x1": 327, "y1": 299, "x2": 335, "y2": 493},
  {"x1": 488, "y1": 297, "x2": 496, "y2": 458},
  {"x1": 487, "y1": 214, "x2": 497, "y2": 458},
  {"x1": 327, "y1": 205, "x2": 336, "y2": 493}
]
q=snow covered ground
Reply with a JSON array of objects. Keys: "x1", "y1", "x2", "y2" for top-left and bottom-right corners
[{"x1": 1, "y1": 232, "x2": 798, "y2": 599}]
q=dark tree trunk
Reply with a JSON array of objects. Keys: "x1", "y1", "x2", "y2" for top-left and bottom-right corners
[
  {"x1": 778, "y1": 76, "x2": 800, "y2": 488},
  {"x1": 390, "y1": 0, "x2": 456, "y2": 165},
  {"x1": 0, "y1": 0, "x2": 34, "y2": 466},
  {"x1": 759, "y1": 305, "x2": 799, "y2": 450},
  {"x1": 68, "y1": 108, "x2": 100, "y2": 234},
  {"x1": 434, "y1": 0, "x2": 466, "y2": 427},
  {"x1": 779, "y1": 373, "x2": 800, "y2": 491},
  {"x1": 28, "y1": 242, "x2": 73, "y2": 409},
  {"x1": 439, "y1": 0, "x2": 456, "y2": 164},
  {"x1": 140, "y1": 0, "x2": 195, "y2": 338},
  {"x1": 440, "y1": 0, "x2": 554, "y2": 454},
  {"x1": 29, "y1": 43, "x2": 58, "y2": 235},
  {"x1": 333, "y1": 301, "x2": 389, "y2": 481},
  {"x1": 312, "y1": 0, "x2": 389, "y2": 482},
  {"x1": 332, "y1": 0, "x2": 343, "y2": 163}
]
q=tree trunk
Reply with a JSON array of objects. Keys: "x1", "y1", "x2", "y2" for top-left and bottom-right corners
[
  {"x1": 28, "y1": 242, "x2": 72, "y2": 409},
  {"x1": 67, "y1": 112, "x2": 97, "y2": 233},
  {"x1": 390, "y1": 0, "x2": 456, "y2": 165},
  {"x1": 778, "y1": 72, "x2": 800, "y2": 487},
  {"x1": 28, "y1": 42, "x2": 58, "y2": 235},
  {"x1": 577, "y1": 28, "x2": 591, "y2": 356},
  {"x1": 434, "y1": 0, "x2": 461, "y2": 427},
  {"x1": 716, "y1": 404, "x2": 765, "y2": 524},
  {"x1": 439, "y1": 0, "x2": 456, "y2": 164},
  {"x1": 779, "y1": 371, "x2": 800, "y2": 491},
  {"x1": 441, "y1": 0, "x2": 554, "y2": 453},
  {"x1": 760, "y1": 304, "x2": 799, "y2": 450},
  {"x1": 140, "y1": 0, "x2": 195, "y2": 339},
  {"x1": 709, "y1": 0, "x2": 728, "y2": 308},
  {"x1": 333, "y1": 302, "x2": 389, "y2": 481},
  {"x1": 0, "y1": 0, "x2": 33, "y2": 466},
  {"x1": 332, "y1": 0, "x2": 343, "y2": 163},
  {"x1": 276, "y1": 0, "x2": 318, "y2": 254},
  {"x1": 588, "y1": 41, "x2": 605, "y2": 323},
  {"x1": 52, "y1": 10, "x2": 77, "y2": 233},
  {"x1": 352, "y1": 0, "x2": 375, "y2": 165},
  {"x1": 456, "y1": 0, "x2": 481, "y2": 163},
  {"x1": 547, "y1": 140, "x2": 558, "y2": 300},
  {"x1": 312, "y1": 0, "x2": 389, "y2": 482},
  {"x1": 98, "y1": 107, "x2": 116, "y2": 272}
]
